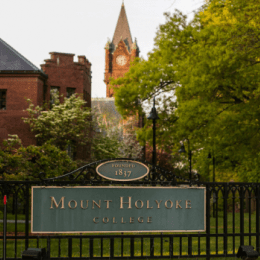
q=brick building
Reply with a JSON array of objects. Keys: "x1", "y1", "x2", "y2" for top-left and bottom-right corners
[
  {"x1": 93, "y1": 2, "x2": 140, "y2": 117},
  {"x1": 92, "y1": 2, "x2": 142, "y2": 159},
  {"x1": 0, "y1": 38, "x2": 91, "y2": 159},
  {"x1": 104, "y1": 2, "x2": 139, "y2": 97},
  {"x1": 41, "y1": 52, "x2": 91, "y2": 106}
]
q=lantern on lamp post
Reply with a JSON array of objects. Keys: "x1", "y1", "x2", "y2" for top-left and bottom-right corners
[{"x1": 147, "y1": 97, "x2": 159, "y2": 170}]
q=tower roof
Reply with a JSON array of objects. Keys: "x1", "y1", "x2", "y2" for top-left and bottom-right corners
[
  {"x1": 0, "y1": 38, "x2": 42, "y2": 71},
  {"x1": 112, "y1": 3, "x2": 133, "y2": 51}
]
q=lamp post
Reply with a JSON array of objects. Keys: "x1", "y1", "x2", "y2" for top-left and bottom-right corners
[
  {"x1": 147, "y1": 97, "x2": 159, "y2": 169},
  {"x1": 141, "y1": 112, "x2": 146, "y2": 161},
  {"x1": 208, "y1": 152, "x2": 216, "y2": 183},
  {"x1": 178, "y1": 139, "x2": 192, "y2": 184},
  {"x1": 207, "y1": 152, "x2": 211, "y2": 182},
  {"x1": 208, "y1": 151, "x2": 216, "y2": 217}
]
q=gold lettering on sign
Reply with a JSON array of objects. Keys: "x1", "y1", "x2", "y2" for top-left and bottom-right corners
[
  {"x1": 186, "y1": 200, "x2": 191, "y2": 209},
  {"x1": 155, "y1": 200, "x2": 162, "y2": 209},
  {"x1": 115, "y1": 169, "x2": 131, "y2": 177},
  {"x1": 103, "y1": 217, "x2": 109, "y2": 223},
  {"x1": 120, "y1": 197, "x2": 132, "y2": 209},
  {"x1": 104, "y1": 200, "x2": 112, "y2": 209},
  {"x1": 92, "y1": 200, "x2": 101, "y2": 209},
  {"x1": 93, "y1": 217, "x2": 99, "y2": 224},
  {"x1": 135, "y1": 200, "x2": 144, "y2": 209},
  {"x1": 68, "y1": 200, "x2": 77, "y2": 209},
  {"x1": 147, "y1": 217, "x2": 152, "y2": 223},
  {"x1": 147, "y1": 200, "x2": 153, "y2": 209},
  {"x1": 176, "y1": 200, "x2": 182, "y2": 209},
  {"x1": 130, "y1": 217, "x2": 134, "y2": 223},
  {"x1": 80, "y1": 200, "x2": 89, "y2": 209},
  {"x1": 138, "y1": 217, "x2": 143, "y2": 223},
  {"x1": 50, "y1": 196, "x2": 65, "y2": 209},
  {"x1": 121, "y1": 217, "x2": 126, "y2": 224},
  {"x1": 165, "y1": 200, "x2": 173, "y2": 209},
  {"x1": 112, "y1": 164, "x2": 135, "y2": 168},
  {"x1": 113, "y1": 217, "x2": 117, "y2": 224}
]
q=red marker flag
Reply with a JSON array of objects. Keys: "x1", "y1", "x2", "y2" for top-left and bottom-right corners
[{"x1": 4, "y1": 195, "x2": 7, "y2": 205}]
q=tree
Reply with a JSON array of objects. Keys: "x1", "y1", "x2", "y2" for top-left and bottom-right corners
[
  {"x1": 1, "y1": 86, "x2": 146, "y2": 180},
  {"x1": 23, "y1": 91, "x2": 92, "y2": 152},
  {"x1": 0, "y1": 135, "x2": 77, "y2": 180},
  {"x1": 110, "y1": 0, "x2": 260, "y2": 182},
  {"x1": 91, "y1": 110, "x2": 143, "y2": 161}
]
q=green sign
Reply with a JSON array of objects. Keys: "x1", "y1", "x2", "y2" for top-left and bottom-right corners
[
  {"x1": 31, "y1": 186, "x2": 205, "y2": 233},
  {"x1": 96, "y1": 160, "x2": 149, "y2": 181}
]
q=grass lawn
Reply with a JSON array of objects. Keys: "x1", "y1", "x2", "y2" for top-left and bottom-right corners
[
  {"x1": 0, "y1": 212, "x2": 27, "y2": 220},
  {"x1": 0, "y1": 212, "x2": 258, "y2": 258}
]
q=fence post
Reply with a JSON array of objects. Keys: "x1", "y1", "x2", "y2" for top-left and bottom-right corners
[
  {"x1": 240, "y1": 185, "x2": 245, "y2": 246},
  {"x1": 130, "y1": 237, "x2": 134, "y2": 258},
  {"x1": 256, "y1": 184, "x2": 260, "y2": 253},
  {"x1": 206, "y1": 183, "x2": 211, "y2": 260},
  {"x1": 90, "y1": 238, "x2": 93, "y2": 259},
  {"x1": 150, "y1": 237, "x2": 154, "y2": 257},
  {"x1": 3, "y1": 195, "x2": 7, "y2": 260},
  {"x1": 110, "y1": 238, "x2": 114, "y2": 258},
  {"x1": 68, "y1": 237, "x2": 72, "y2": 259},
  {"x1": 25, "y1": 183, "x2": 30, "y2": 250},
  {"x1": 188, "y1": 235, "x2": 192, "y2": 256},
  {"x1": 14, "y1": 192, "x2": 18, "y2": 259},
  {"x1": 223, "y1": 183, "x2": 228, "y2": 256},
  {"x1": 47, "y1": 237, "x2": 51, "y2": 259},
  {"x1": 169, "y1": 236, "x2": 173, "y2": 257}
]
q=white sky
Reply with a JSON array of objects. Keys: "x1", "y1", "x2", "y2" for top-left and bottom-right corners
[{"x1": 1, "y1": 0, "x2": 204, "y2": 98}]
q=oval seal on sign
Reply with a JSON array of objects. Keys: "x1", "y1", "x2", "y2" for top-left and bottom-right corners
[{"x1": 96, "y1": 160, "x2": 149, "y2": 181}]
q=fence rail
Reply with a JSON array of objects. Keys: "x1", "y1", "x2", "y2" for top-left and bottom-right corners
[{"x1": 0, "y1": 179, "x2": 259, "y2": 259}]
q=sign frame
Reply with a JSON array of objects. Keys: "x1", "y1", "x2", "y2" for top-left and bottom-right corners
[
  {"x1": 96, "y1": 160, "x2": 150, "y2": 181},
  {"x1": 31, "y1": 186, "x2": 206, "y2": 234}
]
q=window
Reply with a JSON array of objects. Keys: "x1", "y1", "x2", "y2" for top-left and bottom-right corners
[
  {"x1": 66, "y1": 88, "x2": 76, "y2": 98},
  {"x1": 0, "y1": 90, "x2": 6, "y2": 110},
  {"x1": 50, "y1": 87, "x2": 60, "y2": 107}
]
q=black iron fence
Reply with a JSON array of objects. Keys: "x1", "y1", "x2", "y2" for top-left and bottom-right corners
[{"x1": 0, "y1": 159, "x2": 259, "y2": 259}]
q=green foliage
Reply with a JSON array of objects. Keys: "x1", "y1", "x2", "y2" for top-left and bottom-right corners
[
  {"x1": 0, "y1": 135, "x2": 76, "y2": 180},
  {"x1": 91, "y1": 116, "x2": 122, "y2": 160},
  {"x1": 1, "y1": 91, "x2": 143, "y2": 180},
  {"x1": 91, "y1": 112, "x2": 142, "y2": 161},
  {"x1": 23, "y1": 92, "x2": 91, "y2": 151},
  {"x1": 0, "y1": 135, "x2": 22, "y2": 175},
  {"x1": 111, "y1": 0, "x2": 260, "y2": 182}
]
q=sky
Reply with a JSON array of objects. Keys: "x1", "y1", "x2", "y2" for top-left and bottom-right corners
[{"x1": 1, "y1": 0, "x2": 204, "y2": 98}]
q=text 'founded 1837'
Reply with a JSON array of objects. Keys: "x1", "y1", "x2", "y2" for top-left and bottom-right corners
[
  {"x1": 31, "y1": 186, "x2": 206, "y2": 233},
  {"x1": 96, "y1": 160, "x2": 149, "y2": 181}
]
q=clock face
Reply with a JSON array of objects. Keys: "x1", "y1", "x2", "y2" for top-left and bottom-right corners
[{"x1": 116, "y1": 55, "x2": 127, "y2": 66}]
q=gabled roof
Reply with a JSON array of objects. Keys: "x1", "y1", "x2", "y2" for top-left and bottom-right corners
[
  {"x1": 112, "y1": 3, "x2": 133, "y2": 51},
  {"x1": 0, "y1": 38, "x2": 41, "y2": 71},
  {"x1": 92, "y1": 97, "x2": 124, "y2": 138},
  {"x1": 92, "y1": 97, "x2": 122, "y2": 121}
]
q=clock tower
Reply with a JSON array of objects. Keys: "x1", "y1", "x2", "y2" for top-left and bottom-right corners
[{"x1": 104, "y1": 2, "x2": 139, "y2": 97}]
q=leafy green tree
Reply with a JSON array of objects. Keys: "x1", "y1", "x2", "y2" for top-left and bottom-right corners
[
  {"x1": 111, "y1": 0, "x2": 260, "y2": 181},
  {"x1": 91, "y1": 114, "x2": 122, "y2": 160},
  {"x1": 0, "y1": 135, "x2": 22, "y2": 178},
  {"x1": 0, "y1": 135, "x2": 76, "y2": 180},
  {"x1": 23, "y1": 91, "x2": 92, "y2": 152},
  {"x1": 118, "y1": 116, "x2": 143, "y2": 159},
  {"x1": 1, "y1": 89, "x2": 145, "y2": 180},
  {"x1": 23, "y1": 90, "x2": 142, "y2": 162},
  {"x1": 91, "y1": 111, "x2": 143, "y2": 161}
]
